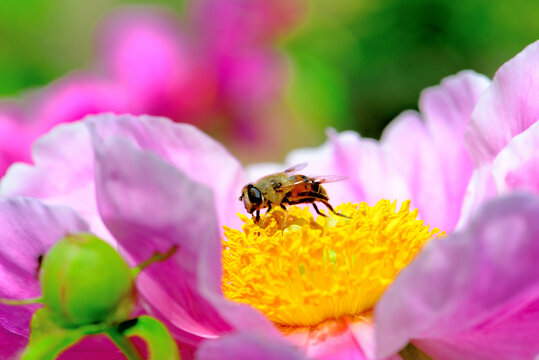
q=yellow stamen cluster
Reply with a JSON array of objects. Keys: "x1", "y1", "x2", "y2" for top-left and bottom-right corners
[{"x1": 222, "y1": 200, "x2": 442, "y2": 328}]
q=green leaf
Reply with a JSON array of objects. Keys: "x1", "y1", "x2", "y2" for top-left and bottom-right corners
[
  {"x1": 23, "y1": 308, "x2": 110, "y2": 360},
  {"x1": 117, "y1": 316, "x2": 180, "y2": 360},
  {"x1": 22, "y1": 309, "x2": 84, "y2": 360}
]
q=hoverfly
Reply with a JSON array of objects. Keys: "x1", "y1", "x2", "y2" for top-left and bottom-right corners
[{"x1": 239, "y1": 163, "x2": 349, "y2": 223}]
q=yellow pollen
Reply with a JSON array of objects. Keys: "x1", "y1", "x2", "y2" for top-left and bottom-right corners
[{"x1": 222, "y1": 200, "x2": 442, "y2": 328}]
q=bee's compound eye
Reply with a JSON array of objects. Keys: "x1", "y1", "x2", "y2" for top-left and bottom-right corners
[{"x1": 247, "y1": 185, "x2": 262, "y2": 204}]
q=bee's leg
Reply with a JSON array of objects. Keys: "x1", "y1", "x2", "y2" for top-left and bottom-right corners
[
  {"x1": 312, "y1": 203, "x2": 327, "y2": 217},
  {"x1": 255, "y1": 210, "x2": 261, "y2": 224},
  {"x1": 279, "y1": 204, "x2": 289, "y2": 231},
  {"x1": 319, "y1": 199, "x2": 351, "y2": 219}
]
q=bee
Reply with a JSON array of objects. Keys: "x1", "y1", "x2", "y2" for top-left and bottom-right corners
[{"x1": 239, "y1": 163, "x2": 350, "y2": 223}]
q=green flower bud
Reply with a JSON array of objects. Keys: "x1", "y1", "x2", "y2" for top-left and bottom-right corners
[{"x1": 40, "y1": 233, "x2": 136, "y2": 328}]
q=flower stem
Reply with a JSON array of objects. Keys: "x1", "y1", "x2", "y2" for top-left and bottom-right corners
[
  {"x1": 105, "y1": 329, "x2": 144, "y2": 360},
  {"x1": 131, "y1": 245, "x2": 178, "y2": 278}
]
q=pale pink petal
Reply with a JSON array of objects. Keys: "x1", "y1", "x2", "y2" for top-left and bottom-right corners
[
  {"x1": 411, "y1": 299, "x2": 539, "y2": 360},
  {"x1": 492, "y1": 121, "x2": 539, "y2": 194},
  {"x1": 304, "y1": 319, "x2": 367, "y2": 360},
  {"x1": 376, "y1": 193, "x2": 539, "y2": 359},
  {"x1": 466, "y1": 40, "x2": 539, "y2": 165},
  {"x1": 382, "y1": 71, "x2": 489, "y2": 231},
  {"x1": 90, "y1": 130, "x2": 273, "y2": 345},
  {"x1": 284, "y1": 129, "x2": 410, "y2": 210},
  {"x1": 0, "y1": 121, "x2": 112, "y2": 242},
  {"x1": 196, "y1": 332, "x2": 307, "y2": 360},
  {"x1": 245, "y1": 162, "x2": 283, "y2": 182},
  {"x1": 0, "y1": 198, "x2": 89, "y2": 349},
  {"x1": 349, "y1": 320, "x2": 379, "y2": 360},
  {"x1": 284, "y1": 130, "x2": 339, "y2": 178},
  {"x1": 382, "y1": 110, "x2": 465, "y2": 230},
  {"x1": 455, "y1": 164, "x2": 497, "y2": 230},
  {"x1": 88, "y1": 113, "x2": 246, "y2": 230},
  {"x1": 419, "y1": 70, "x2": 490, "y2": 137}
]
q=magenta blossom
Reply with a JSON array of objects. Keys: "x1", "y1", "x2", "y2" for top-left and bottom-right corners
[
  {"x1": 0, "y1": 106, "x2": 37, "y2": 176},
  {"x1": 0, "y1": 1, "x2": 300, "y2": 176},
  {"x1": 1, "y1": 108, "x2": 539, "y2": 359}
]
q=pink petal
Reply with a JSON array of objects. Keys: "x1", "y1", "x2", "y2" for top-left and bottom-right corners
[
  {"x1": 383, "y1": 110, "x2": 471, "y2": 231},
  {"x1": 376, "y1": 193, "x2": 539, "y2": 359},
  {"x1": 217, "y1": 49, "x2": 285, "y2": 108},
  {"x1": 455, "y1": 164, "x2": 497, "y2": 230},
  {"x1": 32, "y1": 73, "x2": 128, "y2": 131},
  {"x1": 284, "y1": 129, "x2": 410, "y2": 209},
  {"x1": 190, "y1": 0, "x2": 304, "y2": 52},
  {"x1": 492, "y1": 121, "x2": 539, "y2": 194},
  {"x1": 196, "y1": 332, "x2": 307, "y2": 360},
  {"x1": 0, "y1": 316, "x2": 30, "y2": 359},
  {"x1": 0, "y1": 107, "x2": 35, "y2": 176},
  {"x1": 466, "y1": 40, "x2": 539, "y2": 165},
  {"x1": 419, "y1": 70, "x2": 490, "y2": 137},
  {"x1": 90, "y1": 127, "x2": 273, "y2": 344},
  {"x1": 99, "y1": 9, "x2": 212, "y2": 120},
  {"x1": 0, "y1": 121, "x2": 112, "y2": 242},
  {"x1": 0, "y1": 198, "x2": 88, "y2": 346},
  {"x1": 88, "y1": 113, "x2": 246, "y2": 230},
  {"x1": 383, "y1": 71, "x2": 489, "y2": 231},
  {"x1": 58, "y1": 334, "x2": 130, "y2": 360},
  {"x1": 411, "y1": 299, "x2": 539, "y2": 360},
  {"x1": 303, "y1": 318, "x2": 368, "y2": 360}
]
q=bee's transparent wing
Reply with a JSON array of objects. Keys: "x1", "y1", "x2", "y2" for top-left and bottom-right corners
[
  {"x1": 283, "y1": 162, "x2": 308, "y2": 174},
  {"x1": 309, "y1": 175, "x2": 348, "y2": 184},
  {"x1": 280, "y1": 174, "x2": 348, "y2": 191}
]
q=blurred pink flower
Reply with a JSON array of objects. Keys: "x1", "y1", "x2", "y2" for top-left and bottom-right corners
[
  {"x1": 0, "y1": 106, "x2": 36, "y2": 175},
  {"x1": 0, "y1": 1, "x2": 302, "y2": 176}
]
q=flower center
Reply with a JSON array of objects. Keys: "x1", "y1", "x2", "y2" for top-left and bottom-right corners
[{"x1": 222, "y1": 200, "x2": 441, "y2": 328}]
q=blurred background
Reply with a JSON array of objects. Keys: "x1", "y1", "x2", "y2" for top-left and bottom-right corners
[{"x1": 1, "y1": 0, "x2": 538, "y2": 168}]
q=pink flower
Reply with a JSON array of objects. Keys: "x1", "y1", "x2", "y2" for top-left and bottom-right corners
[
  {"x1": 3, "y1": 40, "x2": 539, "y2": 359},
  {"x1": 2, "y1": 109, "x2": 538, "y2": 360},
  {"x1": 0, "y1": 1, "x2": 299, "y2": 176}
]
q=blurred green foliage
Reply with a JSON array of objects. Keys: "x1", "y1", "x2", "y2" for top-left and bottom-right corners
[
  {"x1": 1, "y1": 0, "x2": 538, "y2": 139},
  {"x1": 285, "y1": 0, "x2": 539, "y2": 137},
  {"x1": 0, "y1": 0, "x2": 181, "y2": 97}
]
